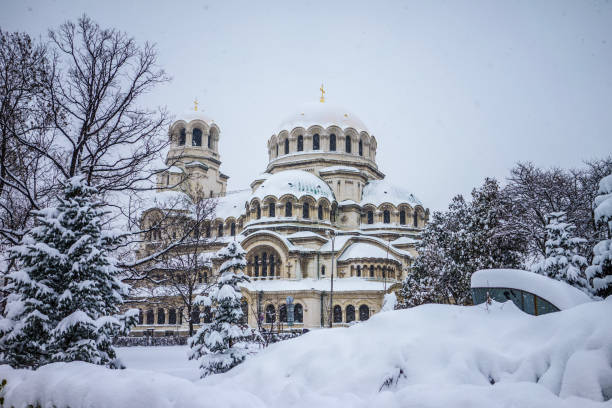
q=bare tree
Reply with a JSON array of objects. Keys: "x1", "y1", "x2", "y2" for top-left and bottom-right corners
[{"x1": 135, "y1": 195, "x2": 220, "y2": 336}]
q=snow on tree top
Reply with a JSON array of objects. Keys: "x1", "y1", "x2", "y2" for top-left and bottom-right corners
[
  {"x1": 276, "y1": 102, "x2": 369, "y2": 134},
  {"x1": 251, "y1": 170, "x2": 335, "y2": 201},
  {"x1": 471, "y1": 269, "x2": 591, "y2": 310},
  {"x1": 361, "y1": 179, "x2": 422, "y2": 207}
]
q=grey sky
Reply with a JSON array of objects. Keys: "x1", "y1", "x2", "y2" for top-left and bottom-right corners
[{"x1": 2, "y1": 0, "x2": 611, "y2": 211}]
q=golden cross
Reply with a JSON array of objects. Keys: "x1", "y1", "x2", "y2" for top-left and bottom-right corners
[
  {"x1": 194, "y1": 98, "x2": 199, "y2": 111},
  {"x1": 320, "y1": 84, "x2": 325, "y2": 103}
]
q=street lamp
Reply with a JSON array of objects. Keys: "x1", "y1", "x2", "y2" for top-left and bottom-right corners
[{"x1": 326, "y1": 229, "x2": 336, "y2": 328}]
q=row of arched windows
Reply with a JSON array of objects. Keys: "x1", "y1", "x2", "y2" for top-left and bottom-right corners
[
  {"x1": 177, "y1": 127, "x2": 214, "y2": 148},
  {"x1": 278, "y1": 134, "x2": 366, "y2": 156},
  {"x1": 253, "y1": 201, "x2": 331, "y2": 220},
  {"x1": 353, "y1": 264, "x2": 396, "y2": 279},
  {"x1": 366, "y1": 209, "x2": 419, "y2": 226},
  {"x1": 332, "y1": 304, "x2": 370, "y2": 323},
  {"x1": 141, "y1": 308, "x2": 183, "y2": 325},
  {"x1": 265, "y1": 304, "x2": 304, "y2": 323}
]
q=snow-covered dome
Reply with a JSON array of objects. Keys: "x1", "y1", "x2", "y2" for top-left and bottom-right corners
[
  {"x1": 277, "y1": 103, "x2": 369, "y2": 133},
  {"x1": 361, "y1": 179, "x2": 422, "y2": 207},
  {"x1": 178, "y1": 110, "x2": 216, "y2": 125},
  {"x1": 251, "y1": 170, "x2": 335, "y2": 201}
]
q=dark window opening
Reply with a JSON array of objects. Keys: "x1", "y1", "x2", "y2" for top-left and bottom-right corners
[
  {"x1": 383, "y1": 210, "x2": 390, "y2": 224},
  {"x1": 346, "y1": 305, "x2": 355, "y2": 322},
  {"x1": 285, "y1": 202, "x2": 292, "y2": 217},
  {"x1": 333, "y1": 305, "x2": 342, "y2": 323},
  {"x1": 303, "y1": 203, "x2": 310, "y2": 219},
  {"x1": 367, "y1": 211, "x2": 374, "y2": 224},
  {"x1": 345, "y1": 136, "x2": 351, "y2": 153},
  {"x1": 192, "y1": 128, "x2": 202, "y2": 146},
  {"x1": 157, "y1": 308, "x2": 165, "y2": 324},
  {"x1": 269, "y1": 202, "x2": 275, "y2": 217},
  {"x1": 284, "y1": 139, "x2": 289, "y2": 154},
  {"x1": 318, "y1": 204, "x2": 323, "y2": 220},
  {"x1": 313, "y1": 134, "x2": 320, "y2": 150},
  {"x1": 297, "y1": 135, "x2": 304, "y2": 151},
  {"x1": 265, "y1": 305, "x2": 276, "y2": 323},
  {"x1": 359, "y1": 305, "x2": 370, "y2": 321},
  {"x1": 330, "y1": 134, "x2": 336, "y2": 151},
  {"x1": 231, "y1": 222, "x2": 236, "y2": 236},
  {"x1": 179, "y1": 128, "x2": 186, "y2": 146},
  {"x1": 400, "y1": 210, "x2": 406, "y2": 225}
]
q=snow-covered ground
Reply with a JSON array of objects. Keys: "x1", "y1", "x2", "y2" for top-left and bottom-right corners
[{"x1": 2, "y1": 299, "x2": 611, "y2": 407}]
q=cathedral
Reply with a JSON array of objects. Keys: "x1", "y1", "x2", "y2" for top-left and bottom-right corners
[{"x1": 127, "y1": 93, "x2": 429, "y2": 335}]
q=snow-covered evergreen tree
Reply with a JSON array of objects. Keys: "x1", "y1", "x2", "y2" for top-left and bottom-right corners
[
  {"x1": 531, "y1": 211, "x2": 589, "y2": 293},
  {"x1": 396, "y1": 269, "x2": 438, "y2": 308},
  {"x1": 586, "y1": 174, "x2": 612, "y2": 298},
  {"x1": 188, "y1": 241, "x2": 253, "y2": 377},
  {"x1": 0, "y1": 176, "x2": 137, "y2": 368}
]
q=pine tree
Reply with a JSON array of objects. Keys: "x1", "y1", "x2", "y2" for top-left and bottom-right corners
[
  {"x1": 586, "y1": 174, "x2": 612, "y2": 298},
  {"x1": 0, "y1": 176, "x2": 137, "y2": 368},
  {"x1": 188, "y1": 241, "x2": 253, "y2": 377},
  {"x1": 531, "y1": 212, "x2": 589, "y2": 293}
]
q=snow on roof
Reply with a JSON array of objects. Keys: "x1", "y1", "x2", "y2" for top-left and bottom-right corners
[
  {"x1": 167, "y1": 166, "x2": 183, "y2": 174},
  {"x1": 277, "y1": 103, "x2": 369, "y2": 134},
  {"x1": 241, "y1": 277, "x2": 387, "y2": 293},
  {"x1": 185, "y1": 161, "x2": 208, "y2": 170},
  {"x1": 252, "y1": 173, "x2": 273, "y2": 182},
  {"x1": 215, "y1": 189, "x2": 250, "y2": 219},
  {"x1": 471, "y1": 269, "x2": 592, "y2": 310},
  {"x1": 339, "y1": 199, "x2": 359, "y2": 206},
  {"x1": 361, "y1": 179, "x2": 422, "y2": 207},
  {"x1": 177, "y1": 110, "x2": 216, "y2": 125},
  {"x1": 251, "y1": 170, "x2": 335, "y2": 201},
  {"x1": 338, "y1": 242, "x2": 400, "y2": 262},
  {"x1": 319, "y1": 234, "x2": 413, "y2": 259},
  {"x1": 286, "y1": 231, "x2": 324, "y2": 240},
  {"x1": 319, "y1": 165, "x2": 361, "y2": 174},
  {"x1": 391, "y1": 236, "x2": 419, "y2": 246}
]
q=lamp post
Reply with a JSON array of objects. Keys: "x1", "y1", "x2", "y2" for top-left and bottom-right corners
[{"x1": 327, "y1": 229, "x2": 336, "y2": 328}]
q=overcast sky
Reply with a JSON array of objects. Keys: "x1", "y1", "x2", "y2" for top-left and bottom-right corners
[{"x1": 2, "y1": 0, "x2": 611, "y2": 211}]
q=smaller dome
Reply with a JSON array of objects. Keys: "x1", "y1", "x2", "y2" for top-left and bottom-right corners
[
  {"x1": 178, "y1": 110, "x2": 216, "y2": 125},
  {"x1": 251, "y1": 170, "x2": 335, "y2": 201},
  {"x1": 277, "y1": 103, "x2": 368, "y2": 134}
]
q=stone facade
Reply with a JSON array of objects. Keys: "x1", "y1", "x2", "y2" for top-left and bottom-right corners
[{"x1": 127, "y1": 103, "x2": 429, "y2": 336}]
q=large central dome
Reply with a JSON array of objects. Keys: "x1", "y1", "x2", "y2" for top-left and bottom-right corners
[{"x1": 277, "y1": 103, "x2": 369, "y2": 133}]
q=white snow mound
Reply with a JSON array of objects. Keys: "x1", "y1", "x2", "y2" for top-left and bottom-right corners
[{"x1": 1, "y1": 300, "x2": 611, "y2": 407}]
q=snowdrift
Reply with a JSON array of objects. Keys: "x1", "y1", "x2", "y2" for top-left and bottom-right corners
[{"x1": 2, "y1": 299, "x2": 612, "y2": 407}]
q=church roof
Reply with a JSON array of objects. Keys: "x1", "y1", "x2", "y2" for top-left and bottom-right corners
[
  {"x1": 251, "y1": 170, "x2": 335, "y2": 201},
  {"x1": 361, "y1": 179, "x2": 422, "y2": 207},
  {"x1": 338, "y1": 242, "x2": 400, "y2": 262},
  {"x1": 277, "y1": 103, "x2": 369, "y2": 134},
  {"x1": 178, "y1": 110, "x2": 216, "y2": 125}
]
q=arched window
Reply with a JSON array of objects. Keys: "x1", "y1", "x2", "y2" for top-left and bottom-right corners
[
  {"x1": 359, "y1": 140, "x2": 363, "y2": 156},
  {"x1": 146, "y1": 309, "x2": 154, "y2": 324},
  {"x1": 192, "y1": 128, "x2": 202, "y2": 146},
  {"x1": 400, "y1": 210, "x2": 406, "y2": 225},
  {"x1": 313, "y1": 133, "x2": 320, "y2": 150},
  {"x1": 359, "y1": 305, "x2": 370, "y2": 321},
  {"x1": 218, "y1": 223, "x2": 223, "y2": 237},
  {"x1": 208, "y1": 131, "x2": 213, "y2": 148},
  {"x1": 297, "y1": 135, "x2": 304, "y2": 151},
  {"x1": 231, "y1": 222, "x2": 236, "y2": 236},
  {"x1": 178, "y1": 309, "x2": 183, "y2": 325},
  {"x1": 367, "y1": 210, "x2": 374, "y2": 224},
  {"x1": 321, "y1": 265, "x2": 326, "y2": 276},
  {"x1": 270, "y1": 254, "x2": 275, "y2": 276},
  {"x1": 382, "y1": 266, "x2": 387, "y2": 279},
  {"x1": 284, "y1": 139, "x2": 289, "y2": 154},
  {"x1": 370, "y1": 265, "x2": 374, "y2": 277},
  {"x1": 280, "y1": 304, "x2": 287, "y2": 322},
  {"x1": 346, "y1": 305, "x2": 355, "y2": 323},
  {"x1": 179, "y1": 128, "x2": 186, "y2": 146},
  {"x1": 157, "y1": 308, "x2": 165, "y2": 324},
  {"x1": 333, "y1": 305, "x2": 342, "y2": 323},
  {"x1": 413, "y1": 212, "x2": 418, "y2": 227},
  {"x1": 169, "y1": 309, "x2": 177, "y2": 325},
  {"x1": 256, "y1": 204, "x2": 261, "y2": 219},
  {"x1": 294, "y1": 304, "x2": 303, "y2": 323},
  {"x1": 357, "y1": 265, "x2": 361, "y2": 277},
  {"x1": 206, "y1": 225, "x2": 211, "y2": 238},
  {"x1": 254, "y1": 255, "x2": 259, "y2": 277},
  {"x1": 302, "y1": 203, "x2": 310, "y2": 219},
  {"x1": 192, "y1": 306, "x2": 200, "y2": 324},
  {"x1": 262, "y1": 252, "x2": 268, "y2": 277},
  {"x1": 265, "y1": 304, "x2": 276, "y2": 323},
  {"x1": 318, "y1": 204, "x2": 323, "y2": 220},
  {"x1": 345, "y1": 136, "x2": 351, "y2": 153},
  {"x1": 383, "y1": 210, "x2": 390, "y2": 224},
  {"x1": 269, "y1": 202, "x2": 276, "y2": 217},
  {"x1": 138, "y1": 309, "x2": 143, "y2": 325},
  {"x1": 203, "y1": 306, "x2": 212, "y2": 323},
  {"x1": 285, "y1": 202, "x2": 292, "y2": 217},
  {"x1": 330, "y1": 134, "x2": 336, "y2": 151}
]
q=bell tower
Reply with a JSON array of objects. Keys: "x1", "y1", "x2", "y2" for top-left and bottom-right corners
[{"x1": 157, "y1": 103, "x2": 228, "y2": 198}]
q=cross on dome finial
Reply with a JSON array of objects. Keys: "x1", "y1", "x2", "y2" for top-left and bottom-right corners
[
  {"x1": 194, "y1": 98, "x2": 199, "y2": 111},
  {"x1": 320, "y1": 83, "x2": 325, "y2": 103}
]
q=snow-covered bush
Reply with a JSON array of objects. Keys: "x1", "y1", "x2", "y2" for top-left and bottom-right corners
[
  {"x1": 188, "y1": 241, "x2": 255, "y2": 377},
  {"x1": 586, "y1": 173, "x2": 612, "y2": 298},
  {"x1": 531, "y1": 211, "x2": 589, "y2": 294},
  {"x1": 0, "y1": 176, "x2": 137, "y2": 369}
]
